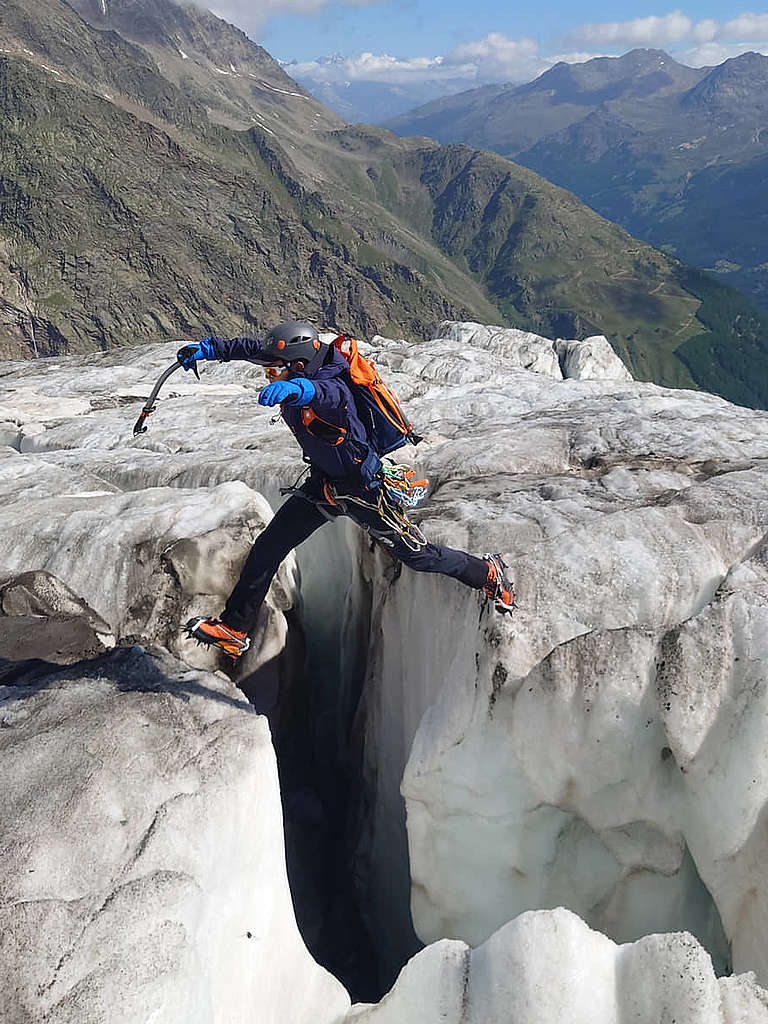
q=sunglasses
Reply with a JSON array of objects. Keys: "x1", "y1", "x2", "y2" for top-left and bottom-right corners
[{"x1": 264, "y1": 364, "x2": 286, "y2": 382}]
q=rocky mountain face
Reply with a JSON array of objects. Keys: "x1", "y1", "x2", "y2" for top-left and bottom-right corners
[
  {"x1": 387, "y1": 50, "x2": 708, "y2": 155},
  {"x1": 681, "y1": 50, "x2": 768, "y2": 115},
  {"x1": 385, "y1": 49, "x2": 768, "y2": 311},
  {"x1": 0, "y1": 0, "x2": 494, "y2": 359},
  {"x1": 386, "y1": 50, "x2": 704, "y2": 155},
  {"x1": 64, "y1": 0, "x2": 338, "y2": 131},
  {"x1": 0, "y1": 52, "x2": 481, "y2": 357},
  {"x1": 3, "y1": 326, "x2": 768, "y2": 1019},
  {"x1": 3, "y1": 5, "x2": 768, "y2": 407},
  {"x1": 70, "y1": 0, "x2": 275, "y2": 62}
]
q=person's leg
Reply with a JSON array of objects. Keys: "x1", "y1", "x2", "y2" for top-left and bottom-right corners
[
  {"x1": 403, "y1": 541, "x2": 489, "y2": 588},
  {"x1": 345, "y1": 497, "x2": 515, "y2": 609},
  {"x1": 341, "y1": 499, "x2": 489, "y2": 589},
  {"x1": 222, "y1": 490, "x2": 331, "y2": 632}
]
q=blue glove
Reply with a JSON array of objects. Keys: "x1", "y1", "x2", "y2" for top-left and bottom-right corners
[
  {"x1": 177, "y1": 338, "x2": 216, "y2": 370},
  {"x1": 258, "y1": 378, "x2": 316, "y2": 407}
]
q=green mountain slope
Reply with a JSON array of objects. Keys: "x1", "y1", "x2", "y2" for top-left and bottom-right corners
[
  {"x1": 385, "y1": 50, "x2": 768, "y2": 312},
  {"x1": 0, "y1": 55, "x2": 498, "y2": 357},
  {"x1": 3, "y1": 4, "x2": 768, "y2": 407},
  {"x1": 324, "y1": 130, "x2": 768, "y2": 395}
]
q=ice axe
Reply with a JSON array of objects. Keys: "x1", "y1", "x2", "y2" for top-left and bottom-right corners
[{"x1": 133, "y1": 359, "x2": 196, "y2": 436}]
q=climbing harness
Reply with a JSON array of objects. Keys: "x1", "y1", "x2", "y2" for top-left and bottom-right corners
[
  {"x1": 278, "y1": 468, "x2": 339, "y2": 523},
  {"x1": 132, "y1": 360, "x2": 190, "y2": 436},
  {"x1": 322, "y1": 476, "x2": 428, "y2": 553},
  {"x1": 278, "y1": 463, "x2": 429, "y2": 550}
]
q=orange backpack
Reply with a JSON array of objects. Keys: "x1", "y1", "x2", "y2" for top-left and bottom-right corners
[{"x1": 332, "y1": 335, "x2": 422, "y2": 455}]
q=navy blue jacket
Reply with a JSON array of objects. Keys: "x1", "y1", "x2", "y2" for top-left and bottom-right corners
[{"x1": 210, "y1": 336, "x2": 381, "y2": 488}]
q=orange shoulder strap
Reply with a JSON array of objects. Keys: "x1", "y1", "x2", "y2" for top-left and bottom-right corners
[
  {"x1": 332, "y1": 334, "x2": 413, "y2": 434},
  {"x1": 332, "y1": 334, "x2": 380, "y2": 387}
]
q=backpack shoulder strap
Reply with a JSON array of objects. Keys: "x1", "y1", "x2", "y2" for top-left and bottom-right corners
[{"x1": 333, "y1": 334, "x2": 423, "y2": 448}]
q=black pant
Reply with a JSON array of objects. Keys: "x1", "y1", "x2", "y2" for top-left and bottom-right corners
[{"x1": 222, "y1": 480, "x2": 489, "y2": 632}]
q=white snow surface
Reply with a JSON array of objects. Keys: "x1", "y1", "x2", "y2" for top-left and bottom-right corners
[
  {"x1": 3, "y1": 324, "x2": 768, "y2": 1018},
  {"x1": 348, "y1": 909, "x2": 768, "y2": 1023},
  {"x1": 432, "y1": 320, "x2": 633, "y2": 381},
  {"x1": 0, "y1": 648, "x2": 349, "y2": 1024}
]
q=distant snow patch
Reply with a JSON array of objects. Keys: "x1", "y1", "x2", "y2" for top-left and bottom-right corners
[{"x1": 252, "y1": 77, "x2": 307, "y2": 98}]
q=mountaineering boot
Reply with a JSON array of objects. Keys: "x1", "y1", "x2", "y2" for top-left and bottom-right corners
[
  {"x1": 184, "y1": 617, "x2": 251, "y2": 659},
  {"x1": 482, "y1": 553, "x2": 515, "y2": 614}
]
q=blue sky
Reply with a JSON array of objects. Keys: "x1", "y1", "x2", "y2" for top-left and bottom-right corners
[{"x1": 207, "y1": 2, "x2": 768, "y2": 87}]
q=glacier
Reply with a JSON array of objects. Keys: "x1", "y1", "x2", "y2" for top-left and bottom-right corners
[
  {"x1": 0, "y1": 647, "x2": 349, "y2": 1024},
  {"x1": 2, "y1": 323, "x2": 768, "y2": 1020}
]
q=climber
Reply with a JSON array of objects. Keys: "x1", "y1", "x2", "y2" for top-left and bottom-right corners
[{"x1": 179, "y1": 322, "x2": 514, "y2": 659}]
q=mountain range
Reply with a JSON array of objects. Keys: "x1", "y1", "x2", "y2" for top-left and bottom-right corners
[
  {"x1": 2, "y1": 4, "x2": 768, "y2": 407},
  {"x1": 286, "y1": 55, "x2": 469, "y2": 124},
  {"x1": 385, "y1": 48, "x2": 768, "y2": 311}
]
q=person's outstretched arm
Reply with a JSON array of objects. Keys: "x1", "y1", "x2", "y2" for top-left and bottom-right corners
[
  {"x1": 257, "y1": 375, "x2": 350, "y2": 412},
  {"x1": 207, "y1": 336, "x2": 266, "y2": 362},
  {"x1": 176, "y1": 336, "x2": 267, "y2": 369}
]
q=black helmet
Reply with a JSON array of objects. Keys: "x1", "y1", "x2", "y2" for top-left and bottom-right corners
[{"x1": 261, "y1": 321, "x2": 322, "y2": 365}]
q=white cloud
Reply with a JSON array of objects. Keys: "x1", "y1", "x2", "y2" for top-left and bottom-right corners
[
  {"x1": 290, "y1": 52, "x2": 475, "y2": 87},
  {"x1": 563, "y1": 11, "x2": 693, "y2": 48},
  {"x1": 556, "y1": 10, "x2": 768, "y2": 71},
  {"x1": 720, "y1": 13, "x2": 768, "y2": 39},
  {"x1": 443, "y1": 34, "x2": 562, "y2": 84},
  {"x1": 290, "y1": 35, "x2": 602, "y2": 89},
  {"x1": 209, "y1": 0, "x2": 373, "y2": 32},
  {"x1": 677, "y1": 11, "x2": 768, "y2": 65},
  {"x1": 677, "y1": 40, "x2": 768, "y2": 66},
  {"x1": 207, "y1": 4, "x2": 768, "y2": 91},
  {"x1": 444, "y1": 33, "x2": 539, "y2": 74},
  {"x1": 692, "y1": 19, "x2": 719, "y2": 43}
]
